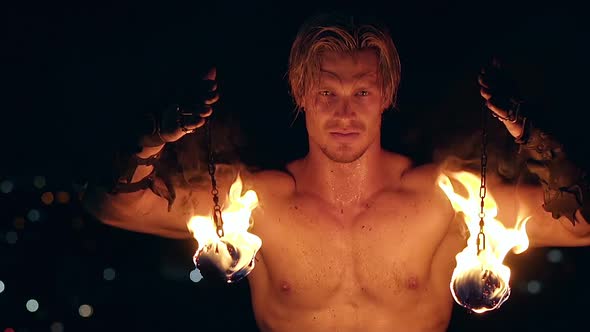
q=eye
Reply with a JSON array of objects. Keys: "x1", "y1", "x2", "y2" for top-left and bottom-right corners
[
  {"x1": 357, "y1": 90, "x2": 369, "y2": 96},
  {"x1": 319, "y1": 90, "x2": 332, "y2": 96}
]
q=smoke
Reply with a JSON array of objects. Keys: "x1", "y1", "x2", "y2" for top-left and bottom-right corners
[{"x1": 431, "y1": 122, "x2": 537, "y2": 186}]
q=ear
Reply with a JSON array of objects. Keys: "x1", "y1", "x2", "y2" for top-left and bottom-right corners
[
  {"x1": 300, "y1": 97, "x2": 308, "y2": 112},
  {"x1": 380, "y1": 92, "x2": 389, "y2": 112}
]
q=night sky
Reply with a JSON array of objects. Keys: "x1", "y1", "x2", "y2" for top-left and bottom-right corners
[{"x1": 2, "y1": 0, "x2": 590, "y2": 331}]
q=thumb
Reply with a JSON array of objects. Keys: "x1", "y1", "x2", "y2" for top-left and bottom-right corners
[
  {"x1": 526, "y1": 160, "x2": 550, "y2": 181},
  {"x1": 204, "y1": 67, "x2": 216, "y2": 81}
]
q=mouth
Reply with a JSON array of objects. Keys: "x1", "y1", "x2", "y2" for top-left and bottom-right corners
[{"x1": 329, "y1": 132, "x2": 360, "y2": 141}]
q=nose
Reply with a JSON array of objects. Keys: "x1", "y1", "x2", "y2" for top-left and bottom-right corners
[{"x1": 334, "y1": 99, "x2": 355, "y2": 119}]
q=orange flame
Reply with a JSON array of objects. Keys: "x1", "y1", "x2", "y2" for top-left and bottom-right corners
[
  {"x1": 438, "y1": 171, "x2": 530, "y2": 313},
  {"x1": 187, "y1": 173, "x2": 262, "y2": 283}
]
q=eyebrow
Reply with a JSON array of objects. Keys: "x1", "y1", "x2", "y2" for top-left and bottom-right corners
[{"x1": 319, "y1": 69, "x2": 377, "y2": 82}]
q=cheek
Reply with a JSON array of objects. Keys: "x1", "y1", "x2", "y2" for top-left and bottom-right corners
[
  {"x1": 311, "y1": 97, "x2": 334, "y2": 113},
  {"x1": 304, "y1": 110, "x2": 324, "y2": 134},
  {"x1": 354, "y1": 95, "x2": 381, "y2": 108}
]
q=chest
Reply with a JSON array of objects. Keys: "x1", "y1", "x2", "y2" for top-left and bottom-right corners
[{"x1": 249, "y1": 190, "x2": 452, "y2": 305}]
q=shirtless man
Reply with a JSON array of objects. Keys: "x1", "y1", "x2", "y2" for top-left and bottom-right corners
[{"x1": 83, "y1": 13, "x2": 590, "y2": 332}]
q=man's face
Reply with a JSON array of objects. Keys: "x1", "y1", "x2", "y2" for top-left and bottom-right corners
[{"x1": 304, "y1": 49, "x2": 385, "y2": 163}]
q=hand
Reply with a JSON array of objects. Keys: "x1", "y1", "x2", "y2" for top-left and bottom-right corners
[
  {"x1": 157, "y1": 67, "x2": 219, "y2": 143},
  {"x1": 478, "y1": 60, "x2": 525, "y2": 139}
]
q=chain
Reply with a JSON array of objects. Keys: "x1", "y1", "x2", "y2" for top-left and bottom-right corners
[
  {"x1": 206, "y1": 119, "x2": 224, "y2": 238},
  {"x1": 477, "y1": 103, "x2": 488, "y2": 255}
]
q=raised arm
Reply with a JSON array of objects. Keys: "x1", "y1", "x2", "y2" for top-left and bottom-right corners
[
  {"x1": 478, "y1": 61, "x2": 590, "y2": 247},
  {"x1": 82, "y1": 68, "x2": 232, "y2": 239}
]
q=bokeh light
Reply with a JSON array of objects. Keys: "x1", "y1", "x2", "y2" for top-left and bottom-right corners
[
  {"x1": 41, "y1": 192, "x2": 55, "y2": 205},
  {"x1": 78, "y1": 304, "x2": 93, "y2": 318},
  {"x1": 0, "y1": 280, "x2": 5, "y2": 293},
  {"x1": 13, "y1": 217, "x2": 25, "y2": 230},
  {"x1": 27, "y1": 209, "x2": 41, "y2": 222},
  {"x1": 527, "y1": 280, "x2": 542, "y2": 294},
  {"x1": 56, "y1": 191, "x2": 71, "y2": 204},
  {"x1": 4, "y1": 328, "x2": 15, "y2": 332},
  {"x1": 190, "y1": 268, "x2": 203, "y2": 283},
  {"x1": 103, "y1": 268, "x2": 116, "y2": 281},
  {"x1": 33, "y1": 176, "x2": 46, "y2": 189},
  {"x1": 1, "y1": 180, "x2": 14, "y2": 193},
  {"x1": 6, "y1": 231, "x2": 18, "y2": 244},
  {"x1": 26, "y1": 299, "x2": 40, "y2": 312},
  {"x1": 547, "y1": 249, "x2": 563, "y2": 263}
]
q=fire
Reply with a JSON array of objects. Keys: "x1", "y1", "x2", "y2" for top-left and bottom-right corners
[
  {"x1": 437, "y1": 171, "x2": 531, "y2": 313},
  {"x1": 187, "y1": 173, "x2": 262, "y2": 283}
]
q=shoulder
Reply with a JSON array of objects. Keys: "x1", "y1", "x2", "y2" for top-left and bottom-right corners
[
  {"x1": 400, "y1": 161, "x2": 446, "y2": 190},
  {"x1": 244, "y1": 166, "x2": 296, "y2": 201},
  {"x1": 396, "y1": 158, "x2": 452, "y2": 211},
  {"x1": 379, "y1": 151, "x2": 443, "y2": 190}
]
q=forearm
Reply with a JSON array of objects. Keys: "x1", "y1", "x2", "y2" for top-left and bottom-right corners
[
  {"x1": 83, "y1": 180, "x2": 192, "y2": 239},
  {"x1": 517, "y1": 121, "x2": 590, "y2": 225},
  {"x1": 491, "y1": 181, "x2": 590, "y2": 248}
]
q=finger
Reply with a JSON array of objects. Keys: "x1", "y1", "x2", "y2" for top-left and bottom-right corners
[
  {"x1": 480, "y1": 87, "x2": 492, "y2": 100},
  {"x1": 194, "y1": 117, "x2": 207, "y2": 128},
  {"x1": 202, "y1": 67, "x2": 217, "y2": 91},
  {"x1": 201, "y1": 80, "x2": 217, "y2": 92},
  {"x1": 199, "y1": 106, "x2": 213, "y2": 118},
  {"x1": 477, "y1": 74, "x2": 489, "y2": 89},
  {"x1": 204, "y1": 91, "x2": 220, "y2": 105},
  {"x1": 203, "y1": 67, "x2": 217, "y2": 81},
  {"x1": 485, "y1": 97, "x2": 510, "y2": 119},
  {"x1": 175, "y1": 117, "x2": 206, "y2": 136},
  {"x1": 185, "y1": 117, "x2": 206, "y2": 130}
]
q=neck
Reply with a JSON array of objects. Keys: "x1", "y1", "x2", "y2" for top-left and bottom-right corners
[{"x1": 301, "y1": 145, "x2": 385, "y2": 209}]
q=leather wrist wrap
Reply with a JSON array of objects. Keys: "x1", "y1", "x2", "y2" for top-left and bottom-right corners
[
  {"x1": 108, "y1": 148, "x2": 176, "y2": 211},
  {"x1": 518, "y1": 122, "x2": 590, "y2": 225}
]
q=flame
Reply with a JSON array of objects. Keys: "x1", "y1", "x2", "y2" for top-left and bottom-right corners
[
  {"x1": 187, "y1": 173, "x2": 262, "y2": 283},
  {"x1": 438, "y1": 171, "x2": 530, "y2": 313}
]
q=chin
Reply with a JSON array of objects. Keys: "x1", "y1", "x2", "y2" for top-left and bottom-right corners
[{"x1": 323, "y1": 146, "x2": 366, "y2": 163}]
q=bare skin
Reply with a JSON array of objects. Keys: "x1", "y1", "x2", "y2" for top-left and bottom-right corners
[{"x1": 84, "y1": 49, "x2": 590, "y2": 332}]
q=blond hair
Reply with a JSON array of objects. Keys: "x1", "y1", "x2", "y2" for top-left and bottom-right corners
[{"x1": 288, "y1": 13, "x2": 401, "y2": 112}]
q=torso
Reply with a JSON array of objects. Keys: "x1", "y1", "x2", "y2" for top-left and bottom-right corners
[{"x1": 244, "y1": 152, "x2": 464, "y2": 332}]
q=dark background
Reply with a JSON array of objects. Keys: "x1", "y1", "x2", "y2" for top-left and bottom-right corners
[{"x1": 2, "y1": 0, "x2": 590, "y2": 331}]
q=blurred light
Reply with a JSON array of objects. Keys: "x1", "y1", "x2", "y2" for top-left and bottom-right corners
[
  {"x1": 190, "y1": 268, "x2": 203, "y2": 283},
  {"x1": 13, "y1": 217, "x2": 25, "y2": 230},
  {"x1": 547, "y1": 248, "x2": 563, "y2": 263},
  {"x1": 50, "y1": 322, "x2": 64, "y2": 332},
  {"x1": 4, "y1": 328, "x2": 15, "y2": 332},
  {"x1": 26, "y1": 299, "x2": 39, "y2": 312},
  {"x1": 26, "y1": 209, "x2": 41, "y2": 222},
  {"x1": 56, "y1": 191, "x2": 71, "y2": 204},
  {"x1": 6, "y1": 231, "x2": 18, "y2": 244},
  {"x1": 527, "y1": 280, "x2": 542, "y2": 294},
  {"x1": 78, "y1": 304, "x2": 93, "y2": 318},
  {"x1": 0, "y1": 280, "x2": 5, "y2": 293},
  {"x1": 33, "y1": 176, "x2": 46, "y2": 189},
  {"x1": 0, "y1": 180, "x2": 14, "y2": 193},
  {"x1": 41, "y1": 192, "x2": 54, "y2": 205},
  {"x1": 103, "y1": 268, "x2": 116, "y2": 281}
]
